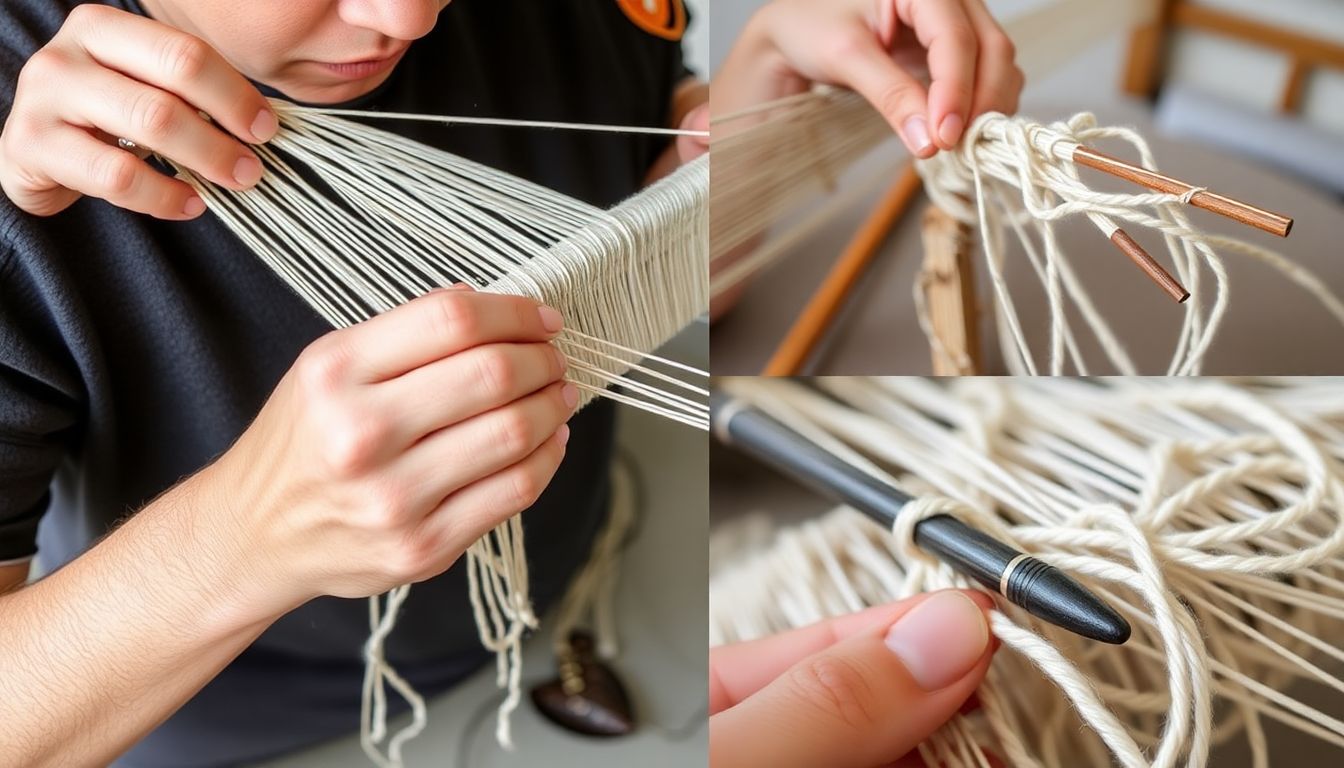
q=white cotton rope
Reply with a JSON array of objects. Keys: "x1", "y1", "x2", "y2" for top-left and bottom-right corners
[
  {"x1": 710, "y1": 89, "x2": 1344, "y2": 374},
  {"x1": 710, "y1": 376, "x2": 1344, "y2": 768},
  {"x1": 165, "y1": 99, "x2": 708, "y2": 765}
]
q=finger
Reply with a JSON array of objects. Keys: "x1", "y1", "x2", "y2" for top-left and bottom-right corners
[
  {"x1": 336, "y1": 291, "x2": 564, "y2": 383},
  {"x1": 59, "y1": 64, "x2": 261, "y2": 190},
  {"x1": 376, "y1": 342, "x2": 567, "y2": 445},
  {"x1": 710, "y1": 591, "x2": 996, "y2": 768},
  {"x1": 709, "y1": 590, "x2": 993, "y2": 713},
  {"x1": 395, "y1": 380, "x2": 578, "y2": 508},
  {"x1": 963, "y1": 0, "x2": 1023, "y2": 118},
  {"x1": 415, "y1": 425, "x2": 570, "y2": 560},
  {"x1": 827, "y1": 31, "x2": 934, "y2": 158},
  {"x1": 64, "y1": 4, "x2": 276, "y2": 144},
  {"x1": 676, "y1": 103, "x2": 710, "y2": 164},
  {"x1": 40, "y1": 126, "x2": 203, "y2": 219},
  {"x1": 900, "y1": 0, "x2": 979, "y2": 148}
]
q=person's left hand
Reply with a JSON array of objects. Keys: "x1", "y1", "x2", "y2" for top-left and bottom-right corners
[
  {"x1": 710, "y1": 590, "x2": 999, "y2": 768},
  {"x1": 713, "y1": 0, "x2": 1023, "y2": 158}
]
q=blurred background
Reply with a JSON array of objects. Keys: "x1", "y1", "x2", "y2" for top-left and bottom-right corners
[{"x1": 709, "y1": 0, "x2": 1344, "y2": 375}]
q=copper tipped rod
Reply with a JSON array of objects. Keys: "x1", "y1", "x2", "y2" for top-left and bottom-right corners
[
  {"x1": 1110, "y1": 228, "x2": 1190, "y2": 303},
  {"x1": 1072, "y1": 146, "x2": 1294, "y2": 238}
]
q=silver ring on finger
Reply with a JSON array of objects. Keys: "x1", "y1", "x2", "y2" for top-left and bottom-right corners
[{"x1": 116, "y1": 136, "x2": 138, "y2": 151}]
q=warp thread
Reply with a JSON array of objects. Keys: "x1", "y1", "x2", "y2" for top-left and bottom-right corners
[{"x1": 167, "y1": 101, "x2": 709, "y2": 764}]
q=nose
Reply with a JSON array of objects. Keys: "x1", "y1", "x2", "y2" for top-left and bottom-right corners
[{"x1": 338, "y1": 0, "x2": 442, "y2": 41}]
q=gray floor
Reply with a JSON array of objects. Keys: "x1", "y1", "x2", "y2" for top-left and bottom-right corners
[{"x1": 259, "y1": 325, "x2": 709, "y2": 768}]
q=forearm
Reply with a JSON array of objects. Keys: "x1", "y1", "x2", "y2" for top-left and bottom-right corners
[{"x1": 0, "y1": 473, "x2": 286, "y2": 767}]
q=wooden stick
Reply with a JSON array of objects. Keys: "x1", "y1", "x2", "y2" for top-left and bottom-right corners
[
  {"x1": 921, "y1": 203, "x2": 981, "y2": 376},
  {"x1": 762, "y1": 165, "x2": 922, "y2": 376},
  {"x1": 1110, "y1": 228, "x2": 1190, "y2": 303},
  {"x1": 1072, "y1": 146, "x2": 1293, "y2": 237}
]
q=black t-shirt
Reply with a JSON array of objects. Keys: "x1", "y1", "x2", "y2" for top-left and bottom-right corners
[{"x1": 0, "y1": 1, "x2": 688, "y2": 765}]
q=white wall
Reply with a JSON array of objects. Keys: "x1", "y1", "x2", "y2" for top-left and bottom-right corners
[{"x1": 683, "y1": 0, "x2": 710, "y2": 76}]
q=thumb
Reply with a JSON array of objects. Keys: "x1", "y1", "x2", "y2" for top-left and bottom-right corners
[
  {"x1": 676, "y1": 103, "x2": 711, "y2": 165},
  {"x1": 710, "y1": 591, "x2": 994, "y2": 768}
]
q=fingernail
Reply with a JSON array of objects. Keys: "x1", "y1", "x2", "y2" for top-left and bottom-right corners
[
  {"x1": 251, "y1": 109, "x2": 278, "y2": 142},
  {"x1": 556, "y1": 424, "x2": 571, "y2": 447},
  {"x1": 561, "y1": 383, "x2": 579, "y2": 409},
  {"x1": 538, "y1": 305, "x2": 564, "y2": 333},
  {"x1": 884, "y1": 591, "x2": 989, "y2": 691},
  {"x1": 552, "y1": 346, "x2": 568, "y2": 372},
  {"x1": 233, "y1": 155, "x2": 263, "y2": 187},
  {"x1": 902, "y1": 115, "x2": 933, "y2": 155},
  {"x1": 449, "y1": 282, "x2": 474, "y2": 291},
  {"x1": 938, "y1": 113, "x2": 964, "y2": 147},
  {"x1": 183, "y1": 196, "x2": 205, "y2": 217}
]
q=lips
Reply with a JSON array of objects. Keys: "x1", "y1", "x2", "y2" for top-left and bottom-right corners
[{"x1": 315, "y1": 46, "x2": 409, "y2": 80}]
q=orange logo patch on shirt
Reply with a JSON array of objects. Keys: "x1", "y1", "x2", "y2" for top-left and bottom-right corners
[{"x1": 616, "y1": 0, "x2": 687, "y2": 41}]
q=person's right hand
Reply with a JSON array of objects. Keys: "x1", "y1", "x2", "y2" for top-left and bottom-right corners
[
  {"x1": 0, "y1": 4, "x2": 276, "y2": 220},
  {"x1": 195, "y1": 287, "x2": 577, "y2": 613}
]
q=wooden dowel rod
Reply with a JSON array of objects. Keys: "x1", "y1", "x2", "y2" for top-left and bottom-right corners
[
  {"x1": 762, "y1": 165, "x2": 923, "y2": 376},
  {"x1": 1110, "y1": 228, "x2": 1189, "y2": 303},
  {"x1": 1072, "y1": 146, "x2": 1293, "y2": 237}
]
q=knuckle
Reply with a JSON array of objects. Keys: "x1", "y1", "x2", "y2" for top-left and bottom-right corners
[
  {"x1": 89, "y1": 150, "x2": 139, "y2": 196},
  {"x1": 429, "y1": 293, "x2": 479, "y2": 342},
  {"x1": 874, "y1": 82, "x2": 918, "y2": 121},
  {"x1": 129, "y1": 90, "x2": 179, "y2": 141},
  {"x1": 490, "y1": 410, "x2": 535, "y2": 458},
  {"x1": 787, "y1": 655, "x2": 880, "y2": 732},
  {"x1": 988, "y1": 32, "x2": 1017, "y2": 62},
  {"x1": 505, "y1": 466, "x2": 548, "y2": 510},
  {"x1": 943, "y1": 25, "x2": 978, "y2": 53},
  {"x1": 363, "y1": 478, "x2": 410, "y2": 529},
  {"x1": 297, "y1": 336, "x2": 353, "y2": 393},
  {"x1": 18, "y1": 48, "x2": 60, "y2": 87},
  {"x1": 825, "y1": 29, "x2": 871, "y2": 62},
  {"x1": 66, "y1": 3, "x2": 109, "y2": 28},
  {"x1": 471, "y1": 348, "x2": 518, "y2": 398},
  {"x1": 323, "y1": 412, "x2": 384, "y2": 476},
  {"x1": 158, "y1": 34, "x2": 209, "y2": 83}
]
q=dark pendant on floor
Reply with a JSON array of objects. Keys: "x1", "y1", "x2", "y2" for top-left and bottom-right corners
[{"x1": 530, "y1": 630, "x2": 636, "y2": 737}]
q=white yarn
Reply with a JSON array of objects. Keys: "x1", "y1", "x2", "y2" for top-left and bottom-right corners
[
  {"x1": 711, "y1": 89, "x2": 1344, "y2": 373},
  {"x1": 168, "y1": 101, "x2": 708, "y2": 763},
  {"x1": 710, "y1": 377, "x2": 1344, "y2": 767}
]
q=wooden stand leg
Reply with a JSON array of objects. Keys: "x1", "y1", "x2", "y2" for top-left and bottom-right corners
[{"x1": 919, "y1": 203, "x2": 981, "y2": 376}]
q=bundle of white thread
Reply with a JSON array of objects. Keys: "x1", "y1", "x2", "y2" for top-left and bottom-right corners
[
  {"x1": 710, "y1": 377, "x2": 1344, "y2": 768},
  {"x1": 168, "y1": 101, "x2": 709, "y2": 765},
  {"x1": 915, "y1": 112, "x2": 1344, "y2": 376},
  {"x1": 709, "y1": 89, "x2": 1344, "y2": 374}
]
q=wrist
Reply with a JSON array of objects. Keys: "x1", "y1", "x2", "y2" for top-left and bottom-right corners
[{"x1": 148, "y1": 464, "x2": 302, "y2": 633}]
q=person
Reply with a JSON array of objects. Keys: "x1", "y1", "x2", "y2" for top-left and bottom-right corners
[
  {"x1": 709, "y1": 0, "x2": 1024, "y2": 319},
  {"x1": 0, "y1": 1, "x2": 705, "y2": 765},
  {"x1": 707, "y1": 1, "x2": 1021, "y2": 763}
]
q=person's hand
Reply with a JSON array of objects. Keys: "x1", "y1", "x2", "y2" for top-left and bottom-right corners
[
  {"x1": 714, "y1": 0, "x2": 1023, "y2": 157},
  {"x1": 710, "y1": 590, "x2": 998, "y2": 768},
  {"x1": 677, "y1": 102, "x2": 711, "y2": 165},
  {"x1": 192, "y1": 286, "x2": 576, "y2": 613},
  {"x1": 0, "y1": 4, "x2": 276, "y2": 219}
]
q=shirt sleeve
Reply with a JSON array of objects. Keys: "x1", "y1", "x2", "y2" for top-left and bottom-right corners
[{"x1": 0, "y1": 234, "x2": 83, "y2": 562}]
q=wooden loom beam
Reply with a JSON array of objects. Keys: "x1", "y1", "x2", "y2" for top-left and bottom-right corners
[
  {"x1": 920, "y1": 203, "x2": 980, "y2": 376},
  {"x1": 762, "y1": 165, "x2": 922, "y2": 376}
]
